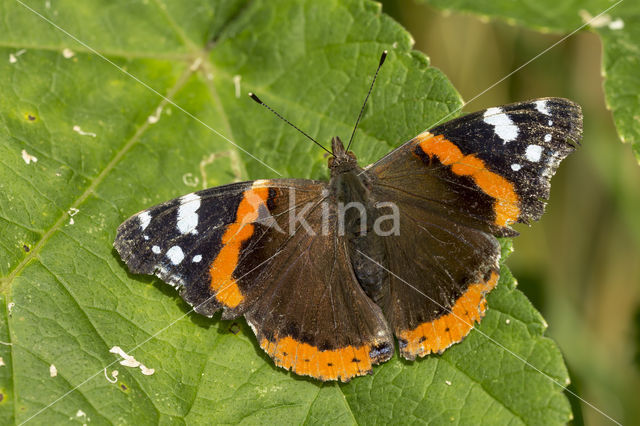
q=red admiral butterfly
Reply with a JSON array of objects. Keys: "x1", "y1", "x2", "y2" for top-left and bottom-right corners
[{"x1": 115, "y1": 52, "x2": 582, "y2": 382}]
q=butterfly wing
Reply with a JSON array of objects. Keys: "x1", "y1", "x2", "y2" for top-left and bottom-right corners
[
  {"x1": 114, "y1": 179, "x2": 394, "y2": 381},
  {"x1": 367, "y1": 98, "x2": 582, "y2": 359}
]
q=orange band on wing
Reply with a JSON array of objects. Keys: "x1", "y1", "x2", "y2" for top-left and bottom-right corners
[
  {"x1": 397, "y1": 271, "x2": 499, "y2": 358},
  {"x1": 260, "y1": 336, "x2": 373, "y2": 382},
  {"x1": 209, "y1": 185, "x2": 270, "y2": 308},
  {"x1": 415, "y1": 132, "x2": 520, "y2": 226}
]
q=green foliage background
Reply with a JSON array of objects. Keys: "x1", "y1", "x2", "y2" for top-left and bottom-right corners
[{"x1": 0, "y1": 0, "x2": 638, "y2": 424}]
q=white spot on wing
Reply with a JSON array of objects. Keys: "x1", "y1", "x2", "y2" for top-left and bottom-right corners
[
  {"x1": 177, "y1": 193, "x2": 200, "y2": 235},
  {"x1": 535, "y1": 100, "x2": 551, "y2": 115},
  {"x1": 483, "y1": 107, "x2": 519, "y2": 143},
  {"x1": 192, "y1": 254, "x2": 202, "y2": 263},
  {"x1": 166, "y1": 246, "x2": 184, "y2": 265},
  {"x1": 138, "y1": 211, "x2": 152, "y2": 230},
  {"x1": 151, "y1": 245, "x2": 161, "y2": 254},
  {"x1": 511, "y1": 163, "x2": 522, "y2": 171},
  {"x1": 525, "y1": 145, "x2": 543, "y2": 162},
  {"x1": 544, "y1": 133, "x2": 552, "y2": 142}
]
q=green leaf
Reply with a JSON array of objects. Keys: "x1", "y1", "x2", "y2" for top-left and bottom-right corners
[
  {"x1": 0, "y1": 0, "x2": 570, "y2": 423},
  {"x1": 420, "y1": 0, "x2": 640, "y2": 162}
]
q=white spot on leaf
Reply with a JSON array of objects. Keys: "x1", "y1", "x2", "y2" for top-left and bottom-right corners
[
  {"x1": 62, "y1": 48, "x2": 75, "y2": 59},
  {"x1": 140, "y1": 365, "x2": 155, "y2": 375},
  {"x1": 0, "y1": 357, "x2": 5, "y2": 367},
  {"x1": 182, "y1": 173, "x2": 199, "y2": 187},
  {"x1": 50, "y1": 364, "x2": 58, "y2": 377},
  {"x1": 609, "y1": 18, "x2": 624, "y2": 30},
  {"x1": 109, "y1": 346, "x2": 139, "y2": 367},
  {"x1": 579, "y1": 10, "x2": 624, "y2": 30},
  {"x1": 21, "y1": 149, "x2": 38, "y2": 164},
  {"x1": 109, "y1": 346, "x2": 154, "y2": 376},
  {"x1": 68, "y1": 208, "x2": 79, "y2": 225},
  {"x1": 9, "y1": 49, "x2": 25, "y2": 64},
  {"x1": 73, "y1": 125, "x2": 96, "y2": 137},
  {"x1": 233, "y1": 75, "x2": 242, "y2": 98},
  {"x1": 147, "y1": 106, "x2": 163, "y2": 124},
  {"x1": 104, "y1": 368, "x2": 118, "y2": 383}
]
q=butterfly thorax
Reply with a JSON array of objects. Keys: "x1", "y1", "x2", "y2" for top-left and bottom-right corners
[{"x1": 329, "y1": 136, "x2": 389, "y2": 305}]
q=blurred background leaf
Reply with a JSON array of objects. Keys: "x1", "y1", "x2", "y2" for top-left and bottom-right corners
[{"x1": 414, "y1": 0, "x2": 640, "y2": 163}]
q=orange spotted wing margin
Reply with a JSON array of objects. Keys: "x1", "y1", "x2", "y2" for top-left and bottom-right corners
[{"x1": 367, "y1": 98, "x2": 582, "y2": 359}]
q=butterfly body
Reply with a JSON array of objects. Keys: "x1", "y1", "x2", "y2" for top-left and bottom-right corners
[{"x1": 115, "y1": 97, "x2": 582, "y2": 381}]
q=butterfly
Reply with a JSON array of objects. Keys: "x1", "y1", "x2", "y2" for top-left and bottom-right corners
[{"x1": 114, "y1": 52, "x2": 582, "y2": 382}]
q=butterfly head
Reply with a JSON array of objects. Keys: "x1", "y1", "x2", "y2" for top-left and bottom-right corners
[{"x1": 329, "y1": 136, "x2": 358, "y2": 173}]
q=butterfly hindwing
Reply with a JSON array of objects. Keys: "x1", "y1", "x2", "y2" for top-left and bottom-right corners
[{"x1": 244, "y1": 197, "x2": 394, "y2": 381}]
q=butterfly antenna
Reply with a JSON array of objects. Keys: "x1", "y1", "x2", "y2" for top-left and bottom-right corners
[
  {"x1": 346, "y1": 50, "x2": 387, "y2": 151},
  {"x1": 249, "y1": 92, "x2": 332, "y2": 155}
]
